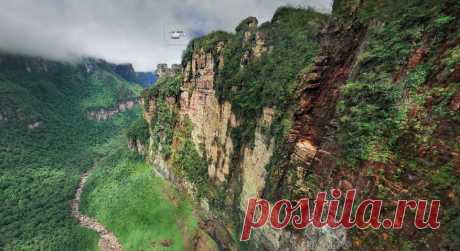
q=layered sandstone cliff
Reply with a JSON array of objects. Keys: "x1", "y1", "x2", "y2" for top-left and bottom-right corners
[
  {"x1": 133, "y1": 1, "x2": 460, "y2": 250},
  {"x1": 135, "y1": 7, "x2": 348, "y2": 250},
  {"x1": 87, "y1": 99, "x2": 137, "y2": 121}
]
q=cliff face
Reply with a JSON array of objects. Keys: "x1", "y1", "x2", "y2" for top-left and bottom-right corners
[
  {"x1": 270, "y1": 1, "x2": 460, "y2": 250},
  {"x1": 87, "y1": 99, "x2": 137, "y2": 121},
  {"x1": 156, "y1": 63, "x2": 182, "y2": 79},
  {"x1": 180, "y1": 43, "x2": 235, "y2": 183},
  {"x1": 136, "y1": 7, "x2": 347, "y2": 250},
  {"x1": 134, "y1": 1, "x2": 460, "y2": 250}
]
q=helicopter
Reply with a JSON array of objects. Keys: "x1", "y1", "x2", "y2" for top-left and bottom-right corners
[{"x1": 169, "y1": 30, "x2": 186, "y2": 39}]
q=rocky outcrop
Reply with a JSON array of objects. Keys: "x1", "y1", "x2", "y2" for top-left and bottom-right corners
[
  {"x1": 239, "y1": 17, "x2": 269, "y2": 66},
  {"x1": 141, "y1": 19, "x2": 348, "y2": 249},
  {"x1": 181, "y1": 44, "x2": 235, "y2": 183},
  {"x1": 138, "y1": 2, "x2": 460, "y2": 249},
  {"x1": 137, "y1": 7, "x2": 356, "y2": 249},
  {"x1": 156, "y1": 63, "x2": 181, "y2": 78},
  {"x1": 87, "y1": 99, "x2": 137, "y2": 121},
  {"x1": 277, "y1": 18, "x2": 368, "y2": 197},
  {"x1": 287, "y1": 19, "x2": 368, "y2": 157},
  {"x1": 450, "y1": 90, "x2": 460, "y2": 111},
  {"x1": 241, "y1": 110, "x2": 347, "y2": 250},
  {"x1": 267, "y1": 1, "x2": 460, "y2": 250},
  {"x1": 239, "y1": 107, "x2": 274, "y2": 210},
  {"x1": 127, "y1": 138, "x2": 147, "y2": 155}
]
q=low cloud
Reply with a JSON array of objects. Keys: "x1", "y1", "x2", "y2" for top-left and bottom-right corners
[{"x1": 0, "y1": 0, "x2": 332, "y2": 71}]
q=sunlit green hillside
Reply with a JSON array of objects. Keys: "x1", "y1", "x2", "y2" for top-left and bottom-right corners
[{"x1": 0, "y1": 54, "x2": 142, "y2": 250}]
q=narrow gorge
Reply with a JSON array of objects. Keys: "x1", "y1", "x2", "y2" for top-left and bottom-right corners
[{"x1": 1, "y1": 0, "x2": 459, "y2": 250}]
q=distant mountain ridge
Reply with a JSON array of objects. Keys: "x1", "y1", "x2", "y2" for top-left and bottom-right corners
[
  {"x1": 112, "y1": 63, "x2": 137, "y2": 83},
  {"x1": 135, "y1": 71, "x2": 157, "y2": 88}
]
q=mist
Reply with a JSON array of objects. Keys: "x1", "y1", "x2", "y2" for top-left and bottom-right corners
[{"x1": 0, "y1": 0, "x2": 332, "y2": 71}]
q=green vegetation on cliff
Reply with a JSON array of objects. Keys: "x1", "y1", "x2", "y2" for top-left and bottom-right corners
[
  {"x1": 337, "y1": 0, "x2": 459, "y2": 167},
  {"x1": 337, "y1": 78, "x2": 405, "y2": 165},
  {"x1": 137, "y1": 2, "x2": 459, "y2": 250},
  {"x1": 228, "y1": 9, "x2": 325, "y2": 154},
  {"x1": 142, "y1": 74, "x2": 181, "y2": 104},
  {"x1": 173, "y1": 118, "x2": 209, "y2": 198},
  {"x1": 142, "y1": 7, "x2": 330, "y2": 248},
  {"x1": 141, "y1": 75, "x2": 210, "y2": 198},
  {"x1": 333, "y1": 0, "x2": 460, "y2": 249},
  {"x1": 145, "y1": 7, "x2": 328, "y2": 210},
  {"x1": 210, "y1": 7, "x2": 326, "y2": 145},
  {"x1": 127, "y1": 117, "x2": 150, "y2": 146}
]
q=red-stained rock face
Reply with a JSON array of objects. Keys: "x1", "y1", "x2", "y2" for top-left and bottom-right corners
[
  {"x1": 408, "y1": 47, "x2": 427, "y2": 70},
  {"x1": 138, "y1": 2, "x2": 460, "y2": 250},
  {"x1": 449, "y1": 90, "x2": 460, "y2": 111},
  {"x1": 284, "y1": 19, "x2": 368, "y2": 175}
]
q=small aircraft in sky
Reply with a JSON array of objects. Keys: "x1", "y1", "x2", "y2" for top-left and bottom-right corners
[{"x1": 169, "y1": 30, "x2": 186, "y2": 39}]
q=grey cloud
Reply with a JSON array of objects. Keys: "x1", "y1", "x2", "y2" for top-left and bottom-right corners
[{"x1": 0, "y1": 0, "x2": 332, "y2": 71}]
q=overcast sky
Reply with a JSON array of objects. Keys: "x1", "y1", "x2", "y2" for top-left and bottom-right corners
[{"x1": 0, "y1": 0, "x2": 332, "y2": 71}]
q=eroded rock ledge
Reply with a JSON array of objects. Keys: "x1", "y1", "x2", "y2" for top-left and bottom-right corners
[{"x1": 87, "y1": 99, "x2": 137, "y2": 121}]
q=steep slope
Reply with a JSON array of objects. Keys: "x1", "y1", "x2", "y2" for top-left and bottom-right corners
[
  {"x1": 273, "y1": 1, "x2": 460, "y2": 250},
  {"x1": 134, "y1": 7, "x2": 342, "y2": 250},
  {"x1": 0, "y1": 54, "x2": 142, "y2": 250},
  {"x1": 134, "y1": 2, "x2": 459, "y2": 251}
]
